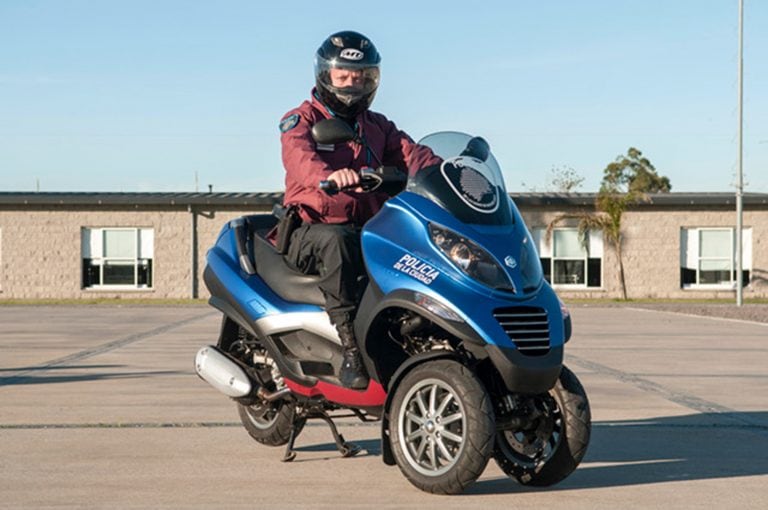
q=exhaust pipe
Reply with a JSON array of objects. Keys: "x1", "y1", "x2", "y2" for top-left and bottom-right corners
[
  {"x1": 195, "y1": 346, "x2": 252, "y2": 398},
  {"x1": 257, "y1": 386, "x2": 292, "y2": 402}
]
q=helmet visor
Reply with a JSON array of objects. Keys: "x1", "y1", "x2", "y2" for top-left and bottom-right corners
[{"x1": 315, "y1": 58, "x2": 380, "y2": 106}]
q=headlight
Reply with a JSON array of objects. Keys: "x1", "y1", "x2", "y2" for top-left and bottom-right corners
[
  {"x1": 429, "y1": 223, "x2": 515, "y2": 292},
  {"x1": 448, "y1": 243, "x2": 473, "y2": 270},
  {"x1": 519, "y1": 232, "x2": 544, "y2": 292}
]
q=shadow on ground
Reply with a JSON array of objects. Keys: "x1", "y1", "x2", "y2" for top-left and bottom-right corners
[
  {"x1": 468, "y1": 411, "x2": 768, "y2": 494},
  {"x1": 0, "y1": 367, "x2": 186, "y2": 386},
  {"x1": 0, "y1": 364, "x2": 125, "y2": 373},
  {"x1": 286, "y1": 412, "x2": 768, "y2": 492}
]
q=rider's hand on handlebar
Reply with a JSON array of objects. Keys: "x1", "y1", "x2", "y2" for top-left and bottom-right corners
[{"x1": 327, "y1": 168, "x2": 363, "y2": 192}]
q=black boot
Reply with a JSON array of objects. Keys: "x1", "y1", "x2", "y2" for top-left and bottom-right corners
[{"x1": 337, "y1": 324, "x2": 368, "y2": 390}]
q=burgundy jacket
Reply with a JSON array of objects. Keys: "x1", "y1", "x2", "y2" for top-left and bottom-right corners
[{"x1": 280, "y1": 90, "x2": 439, "y2": 225}]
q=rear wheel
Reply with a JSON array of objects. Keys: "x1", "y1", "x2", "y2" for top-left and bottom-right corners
[
  {"x1": 389, "y1": 359, "x2": 495, "y2": 494},
  {"x1": 227, "y1": 331, "x2": 296, "y2": 447},
  {"x1": 237, "y1": 400, "x2": 296, "y2": 446},
  {"x1": 493, "y1": 365, "x2": 591, "y2": 486}
]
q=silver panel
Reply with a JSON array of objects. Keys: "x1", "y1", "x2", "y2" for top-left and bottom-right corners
[{"x1": 254, "y1": 312, "x2": 341, "y2": 345}]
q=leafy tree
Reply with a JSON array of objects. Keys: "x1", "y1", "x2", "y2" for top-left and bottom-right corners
[
  {"x1": 604, "y1": 147, "x2": 671, "y2": 194},
  {"x1": 547, "y1": 148, "x2": 671, "y2": 300},
  {"x1": 549, "y1": 165, "x2": 585, "y2": 192},
  {"x1": 521, "y1": 165, "x2": 585, "y2": 192}
]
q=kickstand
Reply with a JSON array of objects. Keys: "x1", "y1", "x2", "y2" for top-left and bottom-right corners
[
  {"x1": 315, "y1": 412, "x2": 362, "y2": 458},
  {"x1": 282, "y1": 407, "x2": 305, "y2": 463}
]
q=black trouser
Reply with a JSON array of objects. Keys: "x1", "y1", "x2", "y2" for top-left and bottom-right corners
[{"x1": 285, "y1": 223, "x2": 365, "y2": 328}]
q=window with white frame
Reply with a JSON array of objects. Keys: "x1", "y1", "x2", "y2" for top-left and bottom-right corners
[
  {"x1": 82, "y1": 228, "x2": 154, "y2": 289},
  {"x1": 534, "y1": 228, "x2": 603, "y2": 287},
  {"x1": 680, "y1": 227, "x2": 751, "y2": 288}
]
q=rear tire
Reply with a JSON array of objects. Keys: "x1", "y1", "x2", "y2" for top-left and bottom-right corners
[
  {"x1": 237, "y1": 400, "x2": 296, "y2": 447},
  {"x1": 493, "y1": 365, "x2": 591, "y2": 486},
  {"x1": 389, "y1": 359, "x2": 495, "y2": 494}
]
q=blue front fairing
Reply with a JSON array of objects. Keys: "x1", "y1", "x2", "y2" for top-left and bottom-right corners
[{"x1": 361, "y1": 191, "x2": 565, "y2": 350}]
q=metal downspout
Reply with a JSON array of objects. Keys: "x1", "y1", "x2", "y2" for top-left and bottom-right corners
[{"x1": 189, "y1": 205, "x2": 198, "y2": 299}]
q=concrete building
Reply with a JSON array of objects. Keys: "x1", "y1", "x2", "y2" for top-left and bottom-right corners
[{"x1": 1, "y1": 191, "x2": 766, "y2": 300}]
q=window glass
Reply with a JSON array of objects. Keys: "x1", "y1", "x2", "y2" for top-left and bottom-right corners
[
  {"x1": 680, "y1": 227, "x2": 751, "y2": 288},
  {"x1": 82, "y1": 228, "x2": 153, "y2": 289},
  {"x1": 553, "y1": 230, "x2": 584, "y2": 258},
  {"x1": 587, "y1": 258, "x2": 602, "y2": 287},
  {"x1": 535, "y1": 228, "x2": 601, "y2": 288},
  {"x1": 104, "y1": 230, "x2": 136, "y2": 258},
  {"x1": 554, "y1": 260, "x2": 585, "y2": 285},
  {"x1": 700, "y1": 230, "x2": 731, "y2": 258},
  {"x1": 700, "y1": 259, "x2": 730, "y2": 271},
  {"x1": 104, "y1": 261, "x2": 135, "y2": 285},
  {"x1": 699, "y1": 269, "x2": 731, "y2": 285}
]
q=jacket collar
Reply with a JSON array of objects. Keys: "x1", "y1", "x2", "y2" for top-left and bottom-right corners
[{"x1": 310, "y1": 88, "x2": 335, "y2": 119}]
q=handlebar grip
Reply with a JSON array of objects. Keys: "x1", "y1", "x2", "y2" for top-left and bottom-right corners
[{"x1": 319, "y1": 180, "x2": 339, "y2": 195}]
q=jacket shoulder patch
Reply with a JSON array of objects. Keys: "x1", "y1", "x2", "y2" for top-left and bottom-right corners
[{"x1": 279, "y1": 114, "x2": 300, "y2": 133}]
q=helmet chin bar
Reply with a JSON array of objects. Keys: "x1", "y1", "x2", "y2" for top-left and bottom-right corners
[
  {"x1": 335, "y1": 92, "x2": 356, "y2": 106},
  {"x1": 316, "y1": 82, "x2": 377, "y2": 119}
]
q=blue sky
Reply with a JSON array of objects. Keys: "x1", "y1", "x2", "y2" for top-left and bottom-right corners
[{"x1": 1, "y1": 0, "x2": 766, "y2": 193}]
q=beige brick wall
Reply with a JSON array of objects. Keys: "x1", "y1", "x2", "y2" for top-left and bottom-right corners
[
  {"x1": 195, "y1": 207, "x2": 272, "y2": 299},
  {"x1": 1, "y1": 202, "x2": 766, "y2": 300},
  {"x1": 622, "y1": 208, "x2": 766, "y2": 299},
  {"x1": 0, "y1": 206, "x2": 269, "y2": 299},
  {"x1": 521, "y1": 206, "x2": 768, "y2": 299}
]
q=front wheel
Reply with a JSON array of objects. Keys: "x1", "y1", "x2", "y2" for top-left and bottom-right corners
[
  {"x1": 389, "y1": 359, "x2": 495, "y2": 494},
  {"x1": 493, "y1": 365, "x2": 591, "y2": 486}
]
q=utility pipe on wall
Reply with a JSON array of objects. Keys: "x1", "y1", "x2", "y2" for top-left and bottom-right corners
[{"x1": 189, "y1": 205, "x2": 198, "y2": 299}]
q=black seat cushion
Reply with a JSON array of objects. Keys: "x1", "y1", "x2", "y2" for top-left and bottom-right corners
[{"x1": 252, "y1": 235, "x2": 326, "y2": 307}]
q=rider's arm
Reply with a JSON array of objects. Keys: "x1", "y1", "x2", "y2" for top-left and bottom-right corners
[
  {"x1": 376, "y1": 116, "x2": 442, "y2": 176},
  {"x1": 281, "y1": 112, "x2": 361, "y2": 192},
  {"x1": 280, "y1": 111, "x2": 336, "y2": 186}
]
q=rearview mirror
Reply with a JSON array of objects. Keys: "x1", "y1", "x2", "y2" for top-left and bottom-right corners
[
  {"x1": 460, "y1": 137, "x2": 491, "y2": 162},
  {"x1": 311, "y1": 118, "x2": 357, "y2": 145}
]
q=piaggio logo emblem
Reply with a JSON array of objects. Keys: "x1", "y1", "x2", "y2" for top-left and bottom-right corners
[{"x1": 504, "y1": 256, "x2": 518, "y2": 269}]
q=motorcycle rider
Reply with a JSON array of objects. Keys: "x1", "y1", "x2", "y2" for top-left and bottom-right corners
[{"x1": 278, "y1": 30, "x2": 439, "y2": 389}]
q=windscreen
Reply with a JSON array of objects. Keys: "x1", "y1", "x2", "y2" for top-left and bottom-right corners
[{"x1": 408, "y1": 132, "x2": 512, "y2": 225}]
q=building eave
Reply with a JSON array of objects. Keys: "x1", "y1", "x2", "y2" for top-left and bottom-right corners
[
  {"x1": 0, "y1": 192, "x2": 283, "y2": 207},
  {"x1": 1, "y1": 191, "x2": 767, "y2": 208}
]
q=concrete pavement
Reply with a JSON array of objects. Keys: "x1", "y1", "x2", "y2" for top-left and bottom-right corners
[{"x1": 1, "y1": 305, "x2": 767, "y2": 509}]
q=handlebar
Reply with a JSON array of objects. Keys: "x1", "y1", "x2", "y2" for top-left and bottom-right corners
[
  {"x1": 319, "y1": 172, "x2": 382, "y2": 196},
  {"x1": 319, "y1": 167, "x2": 407, "y2": 196},
  {"x1": 319, "y1": 179, "x2": 340, "y2": 195}
]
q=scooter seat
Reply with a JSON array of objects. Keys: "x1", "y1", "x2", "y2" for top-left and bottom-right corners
[{"x1": 252, "y1": 235, "x2": 326, "y2": 307}]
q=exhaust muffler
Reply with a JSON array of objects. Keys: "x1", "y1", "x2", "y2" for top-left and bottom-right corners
[{"x1": 195, "y1": 345, "x2": 252, "y2": 398}]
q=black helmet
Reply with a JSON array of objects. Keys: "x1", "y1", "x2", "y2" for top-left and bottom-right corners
[{"x1": 314, "y1": 31, "x2": 381, "y2": 119}]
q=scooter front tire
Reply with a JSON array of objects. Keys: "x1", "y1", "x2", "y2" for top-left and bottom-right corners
[
  {"x1": 389, "y1": 359, "x2": 495, "y2": 494},
  {"x1": 493, "y1": 365, "x2": 591, "y2": 486}
]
